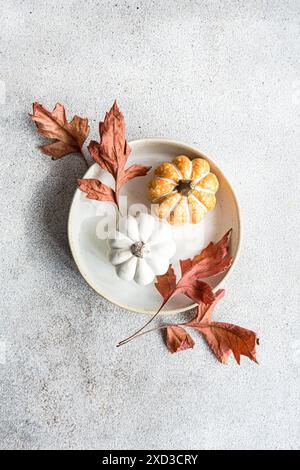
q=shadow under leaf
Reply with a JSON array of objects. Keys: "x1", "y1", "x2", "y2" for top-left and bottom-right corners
[{"x1": 27, "y1": 155, "x2": 88, "y2": 271}]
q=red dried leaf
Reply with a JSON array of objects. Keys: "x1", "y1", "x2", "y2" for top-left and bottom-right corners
[
  {"x1": 88, "y1": 101, "x2": 130, "y2": 178},
  {"x1": 155, "y1": 231, "x2": 233, "y2": 312},
  {"x1": 166, "y1": 326, "x2": 195, "y2": 353},
  {"x1": 30, "y1": 102, "x2": 89, "y2": 159},
  {"x1": 193, "y1": 229, "x2": 231, "y2": 264},
  {"x1": 119, "y1": 164, "x2": 152, "y2": 186},
  {"x1": 82, "y1": 101, "x2": 151, "y2": 206},
  {"x1": 180, "y1": 229, "x2": 233, "y2": 280},
  {"x1": 194, "y1": 288, "x2": 225, "y2": 323},
  {"x1": 77, "y1": 179, "x2": 116, "y2": 204},
  {"x1": 186, "y1": 289, "x2": 258, "y2": 364},
  {"x1": 179, "y1": 258, "x2": 193, "y2": 276},
  {"x1": 175, "y1": 279, "x2": 215, "y2": 306},
  {"x1": 192, "y1": 322, "x2": 258, "y2": 365},
  {"x1": 155, "y1": 266, "x2": 177, "y2": 303}
]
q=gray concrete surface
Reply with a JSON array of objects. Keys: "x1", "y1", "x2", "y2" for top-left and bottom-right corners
[{"x1": 0, "y1": 0, "x2": 299, "y2": 450}]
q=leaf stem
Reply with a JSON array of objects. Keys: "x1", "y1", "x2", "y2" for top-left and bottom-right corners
[
  {"x1": 117, "y1": 301, "x2": 168, "y2": 347},
  {"x1": 116, "y1": 318, "x2": 201, "y2": 347},
  {"x1": 117, "y1": 323, "x2": 173, "y2": 347}
]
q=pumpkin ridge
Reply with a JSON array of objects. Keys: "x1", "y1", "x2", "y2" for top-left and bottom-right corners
[
  {"x1": 194, "y1": 186, "x2": 215, "y2": 194},
  {"x1": 148, "y1": 177, "x2": 177, "y2": 201},
  {"x1": 152, "y1": 189, "x2": 178, "y2": 204},
  {"x1": 168, "y1": 195, "x2": 190, "y2": 225},
  {"x1": 169, "y1": 162, "x2": 183, "y2": 179},
  {"x1": 166, "y1": 193, "x2": 182, "y2": 222},
  {"x1": 173, "y1": 156, "x2": 192, "y2": 179},
  {"x1": 189, "y1": 193, "x2": 208, "y2": 213},
  {"x1": 184, "y1": 195, "x2": 192, "y2": 224},
  {"x1": 156, "y1": 176, "x2": 178, "y2": 184},
  {"x1": 192, "y1": 171, "x2": 210, "y2": 185}
]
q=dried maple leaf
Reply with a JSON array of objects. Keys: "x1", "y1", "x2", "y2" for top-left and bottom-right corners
[
  {"x1": 185, "y1": 290, "x2": 258, "y2": 364},
  {"x1": 179, "y1": 229, "x2": 232, "y2": 278},
  {"x1": 155, "y1": 230, "x2": 233, "y2": 312},
  {"x1": 194, "y1": 288, "x2": 225, "y2": 322},
  {"x1": 155, "y1": 266, "x2": 176, "y2": 301},
  {"x1": 30, "y1": 102, "x2": 89, "y2": 160},
  {"x1": 166, "y1": 326, "x2": 195, "y2": 353},
  {"x1": 79, "y1": 101, "x2": 151, "y2": 208},
  {"x1": 77, "y1": 179, "x2": 116, "y2": 204},
  {"x1": 194, "y1": 322, "x2": 258, "y2": 365}
]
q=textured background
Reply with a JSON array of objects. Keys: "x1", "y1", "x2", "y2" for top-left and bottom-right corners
[{"x1": 0, "y1": 0, "x2": 299, "y2": 450}]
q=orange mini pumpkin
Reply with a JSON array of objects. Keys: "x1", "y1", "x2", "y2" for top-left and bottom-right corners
[{"x1": 148, "y1": 155, "x2": 219, "y2": 225}]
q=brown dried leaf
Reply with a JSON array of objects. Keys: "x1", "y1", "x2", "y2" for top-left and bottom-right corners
[
  {"x1": 186, "y1": 289, "x2": 258, "y2": 364},
  {"x1": 192, "y1": 322, "x2": 258, "y2": 365},
  {"x1": 180, "y1": 229, "x2": 233, "y2": 279},
  {"x1": 155, "y1": 231, "x2": 233, "y2": 312},
  {"x1": 175, "y1": 279, "x2": 216, "y2": 306},
  {"x1": 155, "y1": 266, "x2": 177, "y2": 303},
  {"x1": 166, "y1": 326, "x2": 195, "y2": 353},
  {"x1": 83, "y1": 101, "x2": 151, "y2": 206},
  {"x1": 77, "y1": 179, "x2": 116, "y2": 204},
  {"x1": 194, "y1": 288, "x2": 225, "y2": 323},
  {"x1": 30, "y1": 102, "x2": 89, "y2": 159},
  {"x1": 119, "y1": 164, "x2": 152, "y2": 186}
]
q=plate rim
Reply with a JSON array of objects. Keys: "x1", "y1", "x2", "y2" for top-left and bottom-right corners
[{"x1": 68, "y1": 138, "x2": 242, "y2": 315}]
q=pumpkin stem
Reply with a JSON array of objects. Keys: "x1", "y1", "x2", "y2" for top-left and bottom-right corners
[
  {"x1": 176, "y1": 179, "x2": 193, "y2": 196},
  {"x1": 131, "y1": 241, "x2": 145, "y2": 258}
]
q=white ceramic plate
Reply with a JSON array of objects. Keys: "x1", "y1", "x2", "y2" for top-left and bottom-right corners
[{"x1": 68, "y1": 139, "x2": 241, "y2": 314}]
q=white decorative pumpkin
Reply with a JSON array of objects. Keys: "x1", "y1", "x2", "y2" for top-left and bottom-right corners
[{"x1": 108, "y1": 213, "x2": 176, "y2": 286}]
